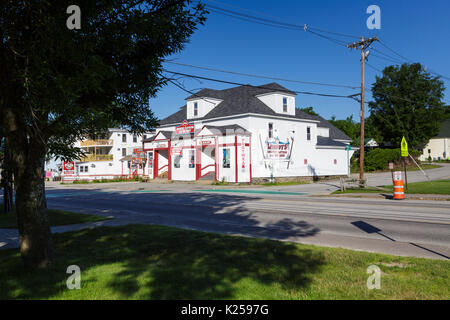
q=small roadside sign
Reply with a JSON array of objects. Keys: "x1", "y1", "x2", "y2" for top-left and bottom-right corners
[
  {"x1": 401, "y1": 136, "x2": 408, "y2": 157},
  {"x1": 345, "y1": 145, "x2": 351, "y2": 151}
]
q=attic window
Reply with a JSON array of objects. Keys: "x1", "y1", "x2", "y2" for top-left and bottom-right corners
[
  {"x1": 194, "y1": 102, "x2": 198, "y2": 116},
  {"x1": 283, "y1": 97, "x2": 287, "y2": 112}
]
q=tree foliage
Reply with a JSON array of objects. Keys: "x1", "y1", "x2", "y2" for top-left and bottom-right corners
[
  {"x1": 328, "y1": 115, "x2": 360, "y2": 144},
  {"x1": 297, "y1": 106, "x2": 319, "y2": 116},
  {"x1": 0, "y1": 0, "x2": 207, "y2": 268},
  {"x1": 368, "y1": 63, "x2": 446, "y2": 148}
]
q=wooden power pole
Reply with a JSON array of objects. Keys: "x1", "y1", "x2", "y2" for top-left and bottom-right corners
[{"x1": 347, "y1": 36, "x2": 378, "y2": 185}]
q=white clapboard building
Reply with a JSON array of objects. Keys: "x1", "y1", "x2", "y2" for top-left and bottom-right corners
[
  {"x1": 61, "y1": 129, "x2": 154, "y2": 182},
  {"x1": 142, "y1": 83, "x2": 356, "y2": 183}
]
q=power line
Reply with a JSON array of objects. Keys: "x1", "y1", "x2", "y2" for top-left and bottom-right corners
[
  {"x1": 306, "y1": 26, "x2": 360, "y2": 40},
  {"x1": 370, "y1": 53, "x2": 404, "y2": 65},
  {"x1": 203, "y1": 1, "x2": 357, "y2": 47},
  {"x1": 370, "y1": 47, "x2": 405, "y2": 64},
  {"x1": 165, "y1": 61, "x2": 360, "y2": 89},
  {"x1": 377, "y1": 39, "x2": 450, "y2": 81},
  {"x1": 378, "y1": 40, "x2": 414, "y2": 63},
  {"x1": 163, "y1": 69, "x2": 359, "y2": 99},
  {"x1": 366, "y1": 62, "x2": 382, "y2": 73},
  {"x1": 166, "y1": 78, "x2": 220, "y2": 106},
  {"x1": 206, "y1": 3, "x2": 304, "y2": 31},
  {"x1": 204, "y1": 0, "x2": 286, "y2": 21},
  {"x1": 204, "y1": 1, "x2": 450, "y2": 83},
  {"x1": 304, "y1": 28, "x2": 348, "y2": 47}
]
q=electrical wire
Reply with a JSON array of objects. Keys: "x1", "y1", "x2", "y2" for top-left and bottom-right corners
[
  {"x1": 165, "y1": 61, "x2": 360, "y2": 89},
  {"x1": 163, "y1": 69, "x2": 358, "y2": 99}
]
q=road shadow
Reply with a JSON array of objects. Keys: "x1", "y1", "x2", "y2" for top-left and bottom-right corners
[
  {"x1": 0, "y1": 189, "x2": 324, "y2": 299},
  {"x1": 351, "y1": 220, "x2": 449, "y2": 259},
  {"x1": 46, "y1": 190, "x2": 321, "y2": 241}
]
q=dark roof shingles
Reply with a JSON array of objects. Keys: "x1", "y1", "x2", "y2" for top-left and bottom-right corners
[{"x1": 159, "y1": 82, "x2": 350, "y2": 141}]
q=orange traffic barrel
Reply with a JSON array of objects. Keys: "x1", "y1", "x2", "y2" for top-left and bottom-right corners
[{"x1": 393, "y1": 180, "x2": 405, "y2": 200}]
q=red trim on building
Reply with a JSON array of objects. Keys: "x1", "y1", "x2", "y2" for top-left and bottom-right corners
[
  {"x1": 195, "y1": 146, "x2": 201, "y2": 180},
  {"x1": 168, "y1": 140, "x2": 172, "y2": 180},
  {"x1": 215, "y1": 138, "x2": 219, "y2": 181},
  {"x1": 235, "y1": 136, "x2": 238, "y2": 183},
  {"x1": 249, "y1": 136, "x2": 253, "y2": 183},
  {"x1": 153, "y1": 151, "x2": 159, "y2": 179}
]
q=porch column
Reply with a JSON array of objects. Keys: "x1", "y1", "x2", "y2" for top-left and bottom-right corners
[
  {"x1": 235, "y1": 136, "x2": 238, "y2": 183},
  {"x1": 168, "y1": 141, "x2": 172, "y2": 180},
  {"x1": 196, "y1": 145, "x2": 201, "y2": 180},
  {"x1": 153, "y1": 151, "x2": 159, "y2": 179},
  {"x1": 249, "y1": 136, "x2": 252, "y2": 183}
]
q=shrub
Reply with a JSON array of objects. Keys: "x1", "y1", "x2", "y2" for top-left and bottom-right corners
[{"x1": 364, "y1": 148, "x2": 401, "y2": 171}]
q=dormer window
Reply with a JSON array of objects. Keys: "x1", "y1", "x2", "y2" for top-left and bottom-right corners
[
  {"x1": 283, "y1": 97, "x2": 288, "y2": 112},
  {"x1": 194, "y1": 102, "x2": 198, "y2": 116}
]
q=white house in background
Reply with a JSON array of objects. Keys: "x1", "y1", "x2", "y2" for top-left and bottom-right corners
[
  {"x1": 142, "y1": 83, "x2": 356, "y2": 183},
  {"x1": 61, "y1": 128, "x2": 154, "y2": 182},
  {"x1": 419, "y1": 119, "x2": 450, "y2": 161}
]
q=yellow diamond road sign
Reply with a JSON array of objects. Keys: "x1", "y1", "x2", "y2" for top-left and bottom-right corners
[{"x1": 401, "y1": 136, "x2": 408, "y2": 157}]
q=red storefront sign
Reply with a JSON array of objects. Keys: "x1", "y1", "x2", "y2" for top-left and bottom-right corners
[
  {"x1": 171, "y1": 147, "x2": 182, "y2": 156},
  {"x1": 176, "y1": 120, "x2": 195, "y2": 135},
  {"x1": 63, "y1": 161, "x2": 75, "y2": 175}
]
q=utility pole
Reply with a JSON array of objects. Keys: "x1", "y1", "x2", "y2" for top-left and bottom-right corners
[{"x1": 347, "y1": 36, "x2": 378, "y2": 185}]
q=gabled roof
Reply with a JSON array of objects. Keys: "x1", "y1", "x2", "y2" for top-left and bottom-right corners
[
  {"x1": 143, "y1": 131, "x2": 173, "y2": 142},
  {"x1": 160, "y1": 83, "x2": 302, "y2": 125},
  {"x1": 316, "y1": 137, "x2": 348, "y2": 148},
  {"x1": 159, "y1": 105, "x2": 187, "y2": 126},
  {"x1": 158, "y1": 82, "x2": 351, "y2": 142},
  {"x1": 198, "y1": 125, "x2": 251, "y2": 136},
  {"x1": 307, "y1": 114, "x2": 352, "y2": 141}
]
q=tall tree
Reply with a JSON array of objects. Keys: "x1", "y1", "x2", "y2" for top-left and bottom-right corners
[
  {"x1": 0, "y1": 0, "x2": 206, "y2": 269},
  {"x1": 297, "y1": 106, "x2": 319, "y2": 116},
  {"x1": 368, "y1": 63, "x2": 446, "y2": 148},
  {"x1": 328, "y1": 115, "x2": 360, "y2": 144}
]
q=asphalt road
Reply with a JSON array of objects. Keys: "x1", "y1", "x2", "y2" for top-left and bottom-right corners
[{"x1": 37, "y1": 184, "x2": 450, "y2": 260}]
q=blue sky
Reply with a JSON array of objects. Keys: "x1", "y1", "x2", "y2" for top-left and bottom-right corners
[{"x1": 149, "y1": 0, "x2": 450, "y2": 122}]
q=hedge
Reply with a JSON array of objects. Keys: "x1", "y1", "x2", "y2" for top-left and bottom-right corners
[{"x1": 362, "y1": 148, "x2": 421, "y2": 172}]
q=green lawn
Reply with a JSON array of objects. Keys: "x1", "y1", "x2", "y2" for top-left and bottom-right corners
[
  {"x1": 395, "y1": 180, "x2": 450, "y2": 195},
  {"x1": 333, "y1": 180, "x2": 450, "y2": 195},
  {"x1": 0, "y1": 209, "x2": 110, "y2": 229},
  {"x1": 350, "y1": 164, "x2": 441, "y2": 174},
  {"x1": 0, "y1": 224, "x2": 448, "y2": 299}
]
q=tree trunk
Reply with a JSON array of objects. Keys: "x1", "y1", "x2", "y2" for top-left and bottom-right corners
[{"x1": 7, "y1": 136, "x2": 53, "y2": 269}]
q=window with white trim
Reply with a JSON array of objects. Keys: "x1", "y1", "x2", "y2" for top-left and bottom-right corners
[
  {"x1": 223, "y1": 148, "x2": 231, "y2": 168},
  {"x1": 283, "y1": 97, "x2": 288, "y2": 112},
  {"x1": 194, "y1": 102, "x2": 198, "y2": 116},
  {"x1": 174, "y1": 155, "x2": 182, "y2": 168},
  {"x1": 189, "y1": 150, "x2": 195, "y2": 168}
]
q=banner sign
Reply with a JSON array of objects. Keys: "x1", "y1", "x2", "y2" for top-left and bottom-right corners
[
  {"x1": 63, "y1": 161, "x2": 75, "y2": 175},
  {"x1": 196, "y1": 137, "x2": 215, "y2": 147},
  {"x1": 176, "y1": 120, "x2": 195, "y2": 135},
  {"x1": 151, "y1": 141, "x2": 168, "y2": 149},
  {"x1": 265, "y1": 137, "x2": 291, "y2": 160},
  {"x1": 171, "y1": 147, "x2": 182, "y2": 156}
]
